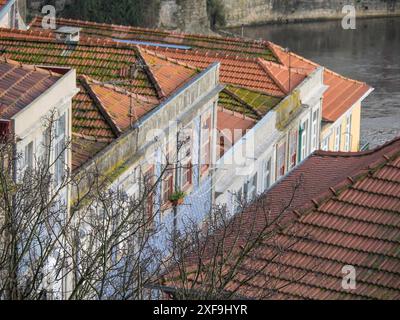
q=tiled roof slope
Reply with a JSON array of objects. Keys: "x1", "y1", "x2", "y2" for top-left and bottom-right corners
[
  {"x1": 139, "y1": 47, "x2": 286, "y2": 97},
  {"x1": 88, "y1": 79, "x2": 159, "y2": 133},
  {"x1": 0, "y1": 29, "x2": 204, "y2": 170},
  {"x1": 30, "y1": 17, "x2": 277, "y2": 61},
  {"x1": 34, "y1": 18, "x2": 372, "y2": 122},
  {"x1": 268, "y1": 42, "x2": 372, "y2": 122},
  {"x1": 0, "y1": 28, "x2": 159, "y2": 98},
  {"x1": 165, "y1": 137, "x2": 400, "y2": 300},
  {"x1": 72, "y1": 137, "x2": 108, "y2": 172},
  {"x1": 73, "y1": 78, "x2": 116, "y2": 141},
  {"x1": 139, "y1": 48, "x2": 198, "y2": 97},
  {"x1": 0, "y1": 57, "x2": 61, "y2": 119}
]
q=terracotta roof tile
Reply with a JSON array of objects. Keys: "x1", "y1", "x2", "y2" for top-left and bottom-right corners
[
  {"x1": 268, "y1": 42, "x2": 372, "y2": 122},
  {"x1": 141, "y1": 47, "x2": 286, "y2": 97},
  {"x1": 0, "y1": 57, "x2": 62, "y2": 119},
  {"x1": 217, "y1": 108, "x2": 256, "y2": 154},
  {"x1": 88, "y1": 79, "x2": 159, "y2": 132},
  {"x1": 71, "y1": 136, "x2": 108, "y2": 172},
  {"x1": 165, "y1": 137, "x2": 400, "y2": 300},
  {"x1": 139, "y1": 48, "x2": 198, "y2": 97},
  {"x1": 72, "y1": 78, "x2": 116, "y2": 141},
  {"x1": 28, "y1": 18, "x2": 373, "y2": 122},
  {"x1": 0, "y1": 27, "x2": 159, "y2": 99},
  {"x1": 30, "y1": 17, "x2": 277, "y2": 61}
]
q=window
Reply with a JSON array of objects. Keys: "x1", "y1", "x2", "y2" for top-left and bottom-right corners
[
  {"x1": 179, "y1": 128, "x2": 192, "y2": 190},
  {"x1": 54, "y1": 140, "x2": 65, "y2": 186},
  {"x1": 24, "y1": 141, "x2": 33, "y2": 169},
  {"x1": 232, "y1": 188, "x2": 244, "y2": 214},
  {"x1": 289, "y1": 130, "x2": 298, "y2": 169},
  {"x1": 345, "y1": 114, "x2": 352, "y2": 151},
  {"x1": 276, "y1": 141, "x2": 287, "y2": 179},
  {"x1": 311, "y1": 110, "x2": 319, "y2": 151},
  {"x1": 264, "y1": 158, "x2": 272, "y2": 191},
  {"x1": 144, "y1": 166, "x2": 155, "y2": 222},
  {"x1": 200, "y1": 112, "x2": 212, "y2": 174},
  {"x1": 181, "y1": 162, "x2": 192, "y2": 189},
  {"x1": 321, "y1": 136, "x2": 330, "y2": 151},
  {"x1": 300, "y1": 119, "x2": 309, "y2": 161},
  {"x1": 162, "y1": 174, "x2": 174, "y2": 204},
  {"x1": 245, "y1": 173, "x2": 258, "y2": 202},
  {"x1": 54, "y1": 114, "x2": 67, "y2": 186},
  {"x1": 334, "y1": 125, "x2": 342, "y2": 151}
]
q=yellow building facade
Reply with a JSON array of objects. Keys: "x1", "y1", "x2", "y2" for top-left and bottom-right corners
[{"x1": 321, "y1": 101, "x2": 362, "y2": 152}]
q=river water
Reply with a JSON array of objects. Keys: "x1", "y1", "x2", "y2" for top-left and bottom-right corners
[{"x1": 232, "y1": 17, "x2": 400, "y2": 148}]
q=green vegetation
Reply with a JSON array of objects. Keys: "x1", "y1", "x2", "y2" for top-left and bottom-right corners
[
  {"x1": 38, "y1": 0, "x2": 161, "y2": 27},
  {"x1": 227, "y1": 86, "x2": 282, "y2": 116},
  {"x1": 169, "y1": 190, "x2": 186, "y2": 202}
]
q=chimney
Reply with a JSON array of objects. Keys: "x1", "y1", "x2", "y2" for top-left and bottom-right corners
[{"x1": 55, "y1": 26, "x2": 81, "y2": 43}]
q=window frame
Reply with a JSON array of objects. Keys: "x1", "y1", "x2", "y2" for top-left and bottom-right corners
[
  {"x1": 334, "y1": 125, "x2": 342, "y2": 151},
  {"x1": 276, "y1": 141, "x2": 287, "y2": 179},
  {"x1": 200, "y1": 111, "x2": 212, "y2": 175},
  {"x1": 264, "y1": 158, "x2": 272, "y2": 191}
]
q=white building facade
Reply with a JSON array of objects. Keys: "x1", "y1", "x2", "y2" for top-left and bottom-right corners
[{"x1": 215, "y1": 67, "x2": 327, "y2": 214}]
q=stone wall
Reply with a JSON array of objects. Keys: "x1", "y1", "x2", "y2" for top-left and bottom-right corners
[
  {"x1": 158, "y1": 0, "x2": 210, "y2": 33},
  {"x1": 221, "y1": 0, "x2": 400, "y2": 27}
]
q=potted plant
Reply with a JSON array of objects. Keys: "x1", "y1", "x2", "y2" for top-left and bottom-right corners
[{"x1": 169, "y1": 190, "x2": 186, "y2": 206}]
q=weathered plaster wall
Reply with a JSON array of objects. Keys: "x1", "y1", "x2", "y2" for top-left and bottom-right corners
[{"x1": 221, "y1": 0, "x2": 400, "y2": 27}]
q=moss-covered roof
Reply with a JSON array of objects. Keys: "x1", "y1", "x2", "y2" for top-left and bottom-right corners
[
  {"x1": 224, "y1": 86, "x2": 282, "y2": 117},
  {"x1": 30, "y1": 17, "x2": 277, "y2": 61},
  {"x1": 0, "y1": 34, "x2": 158, "y2": 98}
]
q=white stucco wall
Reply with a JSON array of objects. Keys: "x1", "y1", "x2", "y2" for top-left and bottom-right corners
[{"x1": 215, "y1": 67, "x2": 327, "y2": 214}]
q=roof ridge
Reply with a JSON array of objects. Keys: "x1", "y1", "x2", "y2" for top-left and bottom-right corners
[
  {"x1": 0, "y1": 27, "x2": 140, "y2": 50},
  {"x1": 150, "y1": 46, "x2": 259, "y2": 62},
  {"x1": 48, "y1": 17, "x2": 270, "y2": 47},
  {"x1": 72, "y1": 132, "x2": 113, "y2": 143},
  {"x1": 268, "y1": 40, "x2": 370, "y2": 87},
  {"x1": 0, "y1": 56, "x2": 57, "y2": 77},
  {"x1": 313, "y1": 136, "x2": 400, "y2": 159},
  {"x1": 140, "y1": 47, "x2": 199, "y2": 71},
  {"x1": 79, "y1": 76, "x2": 122, "y2": 137},
  {"x1": 257, "y1": 58, "x2": 289, "y2": 95},
  {"x1": 83, "y1": 75, "x2": 158, "y2": 105},
  {"x1": 218, "y1": 105, "x2": 258, "y2": 123},
  {"x1": 268, "y1": 137, "x2": 400, "y2": 250},
  {"x1": 135, "y1": 48, "x2": 166, "y2": 99}
]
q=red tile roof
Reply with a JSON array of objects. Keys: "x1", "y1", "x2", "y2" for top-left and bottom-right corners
[
  {"x1": 36, "y1": 18, "x2": 372, "y2": 122},
  {"x1": 268, "y1": 42, "x2": 372, "y2": 122},
  {"x1": 72, "y1": 78, "x2": 116, "y2": 141},
  {"x1": 29, "y1": 17, "x2": 277, "y2": 61},
  {"x1": 217, "y1": 108, "x2": 256, "y2": 151},
  {"x1": 165, "y1": 137, "x2": 400, "y2": 300},
  {"x1": 71, "y1": 137, "x2": 108, "y2": 172},
  {"x1": 0, "y1": 57, "x2": 62, "y2": 120},
  {"x1": 139, "y1": 48, "x2": 198, "y2": 97},
  {"x1": 87, "y1": 78, "x2": 159, "y2": 133},
  {"x1": 140, "y1": 47, "x2": 286, "y2": 97},
  {"x1": 0, "y1": 28, "x2": 204, "y2": 170}
]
